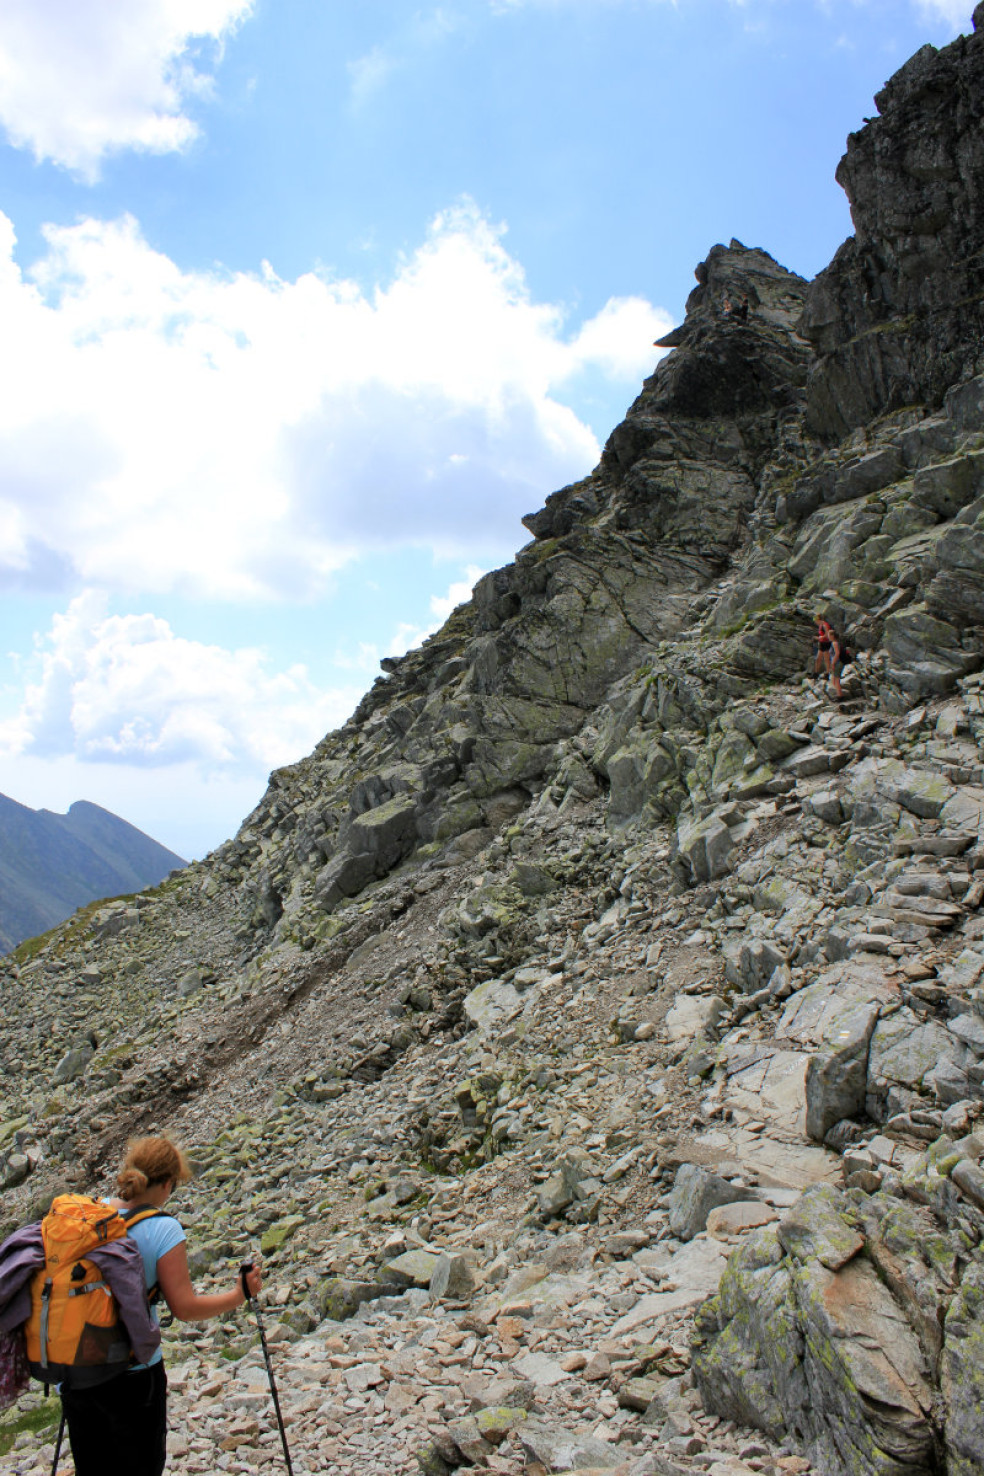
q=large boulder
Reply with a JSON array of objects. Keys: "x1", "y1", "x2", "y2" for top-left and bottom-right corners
[
  {"x1": 693, "y1": 1182, "x2": 965, "y2": 1476},
  {"x1": 606, "y1": 733, "x2": 676, "y2": 821},
  {"x1": 668, "y1": 1163, "x2": 759, "y2": 1241},
  {"x1": 866, "y1": 1010, "x2": 966, "y2": 1119},
  {"x1": 676, "y1": 810, "x2": 735, "y2": 884},
  {"x1": 777, "y1": 964, "x2": 894, "y2": 1140}
]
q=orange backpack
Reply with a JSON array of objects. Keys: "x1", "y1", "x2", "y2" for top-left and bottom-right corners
[{"x1": 24, "y1": 1195, "x2": 162, "y2": 1388}]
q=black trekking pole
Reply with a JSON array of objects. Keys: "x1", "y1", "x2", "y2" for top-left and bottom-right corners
[
  {"x1": 50, "y1": 1409, "x2": 65, "y2": 1476},
  {"x1": 240, "y1": 1261, "x2": 294, "y2": 1476}
]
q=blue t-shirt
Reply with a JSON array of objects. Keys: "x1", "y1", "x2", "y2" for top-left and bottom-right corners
[{"x1": 113, "y1": 1208, "x2": 186, "y2": 1369}]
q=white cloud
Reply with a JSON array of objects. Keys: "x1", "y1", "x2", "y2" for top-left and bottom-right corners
[
  {"x1": 563, "y1": 296, "x2": 671, "y2": 381},
  {"x1": 0, "y1": 201, "x2": 672, "y2": 601},
  {"x1": 0, "y1": 591, "x2": 361, "y2": 772},
  {"x1": 430, "y1": 564, "x2": 486, "y2": 623},
  {"x1": 0, "y1": 0, "x2": 252, "y2": 177},
  {"x1": 331, "y1": 565, "x2": 487, "y2": 675},
  {"x1": 914, "y1": 0, "x2": 977, "y2": 27}
]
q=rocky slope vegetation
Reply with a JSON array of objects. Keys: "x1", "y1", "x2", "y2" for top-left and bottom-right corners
[
  {"x1": 3, "y1": 10, "x2": 984, "y2": 1476},
  {"x1": 0, "y1": 794, "x2": 186, "y2": 956}
]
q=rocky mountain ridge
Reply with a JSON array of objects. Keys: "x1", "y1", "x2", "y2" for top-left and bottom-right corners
[
  {"x1": 3, "y1": 10, "x2": 984, "y2": 1476},
  {"x1": 0, "y1": 793, "x2": 185, "y2": 955}
]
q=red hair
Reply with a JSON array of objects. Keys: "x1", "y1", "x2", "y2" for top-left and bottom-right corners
[{"x1": 116, "y1": 1136, "x2": 192, "y2": 1202}]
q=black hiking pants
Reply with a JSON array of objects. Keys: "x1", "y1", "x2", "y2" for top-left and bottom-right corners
[{"x1": 62, "y1": 1361, "x2": 167, "y2": 1476}]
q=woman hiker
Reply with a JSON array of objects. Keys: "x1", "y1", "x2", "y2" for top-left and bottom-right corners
[
  {"x1": 814, "y1": 616, "x2": 832, "y2": 677},
  {"x1": 61, "y1": 1135, "x2": 263, "y2": 1476},
  {"x1": 814, "y1": 616, "x2": 844, "y2": 699}
]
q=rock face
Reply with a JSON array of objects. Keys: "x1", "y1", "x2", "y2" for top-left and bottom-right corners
[
  {"x1": 693, "y1": 1167, "x2": 984, "y2": 1476},
  {"x1": 5, "y1": 13, "x2": 984, "y2": 1476},
  {"x1": 802, "y1": 3, "x2": 984, "y2": 440}
]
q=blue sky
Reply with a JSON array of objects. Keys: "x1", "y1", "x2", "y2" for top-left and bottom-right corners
[{"x1": 0, "y1": 0, "x2": 976, "y2": 860}]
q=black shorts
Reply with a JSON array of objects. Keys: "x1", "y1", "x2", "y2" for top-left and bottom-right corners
[{"x1": 62, "y1": 1362, "x2": 167, "y2": 1476}]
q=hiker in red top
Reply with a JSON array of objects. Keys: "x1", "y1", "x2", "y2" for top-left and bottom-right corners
[
  {"x1": 814, "y1": 617, "x2": 843, "y2": 699},
  {"x1": 814, "y1": 618, "x2": 833, "y2": 677}
]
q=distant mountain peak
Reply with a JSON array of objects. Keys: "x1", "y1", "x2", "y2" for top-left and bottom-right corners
[{"x1": 0, "y1": 792, "x2": 186, "y2": 954}]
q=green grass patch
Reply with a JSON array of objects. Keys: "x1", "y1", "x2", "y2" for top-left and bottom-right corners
[
  {"x1": 0, "y1": 1400, "x2": 62, "y2": 1458},
  {"x1": 10, "y1": 883, "x2": 158, "y2": 965}
]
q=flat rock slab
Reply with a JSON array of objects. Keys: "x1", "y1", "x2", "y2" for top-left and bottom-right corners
[
  {"x1": 707, "y1": 1202, "x2": 780, "y2": 1240},
  {"x1": 380, "y1": 1249, "x2": 441, "y2": 1288},
  {"x1": 703, "y1": 1464, "x2": 764, "y2": 1476},
  {"x1": 941, "y1": 787, "x2": 984, "y2": 832},
  {"x1": 518, "y1": 1419, "x2": 622, "y2": 1471},
  {"x1": 868, "y1": 1011, "x2": 958, "y2": 1092},
  {"x1": 949, "y1": 1013, "x2": 984, "y2": 1053},
  {"x1": 664, "y1": 993, "x2": 722, "y2": 1043},
  {"x1": 344, "y1": 1361, "x2": 384, "y2": 1392},
  {"x1": 883, "y1": 763, "x2": 954, "y2": 819},
  {"x1": 510, "y1": 1351, "x2": 570, "y2": 1387},
  {"x1": 494, "y1": 1270, "x2": 593, "y2": 1320},
  {"x1": 611, "y1": 1237, "x2": 731, "y2": 1336},
  {"x1": 939, "y1": 949, "x2": 984, "y2": 990},
  {"x1": 777, "y1": 961, "x2": 897, "y2": 1047},
  {"x1": 723, "y1": 1047, "x2": 811, "y2": 1136},
  {"x1": 463, "y1": 978, "x2": 523, "y2": 1034},
  {"x1": 782, "y1": 745, "x2": 834, "y2": 778},
  {"x1": 693, "y1": 1120, "x2": 838, "y2": 1191},
  {"x1": 896, "y1": 833, "x2": 975, "y2": 857}
]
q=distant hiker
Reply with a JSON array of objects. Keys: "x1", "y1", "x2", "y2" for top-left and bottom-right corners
[
  {"x1": 827, "y1": 628, "x2": 854, "y2": 699},
  {"x1": 735, "y1": 295, "x2": 749, "y2": 321},
  {"x1": 814, "y1": 617, "x2": 833, "y2": 679},
  {"x1": 814, "y1": 617, "x2": 849, "y2": 699},
  {"x1": 826, "y1": 628, "x2": 845, "y2": 699},
  {"x1": 0, "y1": 1135, "x2": 263, "y2": 1476}
]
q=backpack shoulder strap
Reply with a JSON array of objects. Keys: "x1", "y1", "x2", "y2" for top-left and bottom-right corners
[
  {"x1": 121, "y1": 1207, "x2": 183, "y2": 1236},
  {"x1": 119, "y1": 1205, "x2": 165, "y2": 1230}
]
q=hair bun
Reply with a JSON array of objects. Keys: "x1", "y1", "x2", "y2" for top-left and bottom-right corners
[{"x1": 116, "y1": 1166, "x2": 149, "y2": 1200}]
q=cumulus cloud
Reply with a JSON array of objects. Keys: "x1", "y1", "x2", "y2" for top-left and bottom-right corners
[
  {"x1": 915, "y1": 0, "x2": 977, "y2": 27},
  {"x1": 0, "y1": 591, "x2": 361, "y2": 771},
  {"x1": 429, "y1": 564, "x2": 486, "y2": 623},
  {"x1": 332, "y1": 565, "x2": 487, "y2": 676},
  {"x1": 0, "y1": 201, "x2": 671, "y2": 601},
  {"x1": 0, "y1": 0, "x2": 252, "y2": 177}
]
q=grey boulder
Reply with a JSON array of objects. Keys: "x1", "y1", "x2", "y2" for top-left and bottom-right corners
[{"x1": 667, "y1": 1163, "x2": 758, "y2": 1241}]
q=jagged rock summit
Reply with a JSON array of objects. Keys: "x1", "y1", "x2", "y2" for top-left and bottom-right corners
[
  {"x1": 3, "y1": 11, "x2": 984, "y2": 1476},
  {"x1": 803, "y1": 3, "x2": 984, "y2": 438}
]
